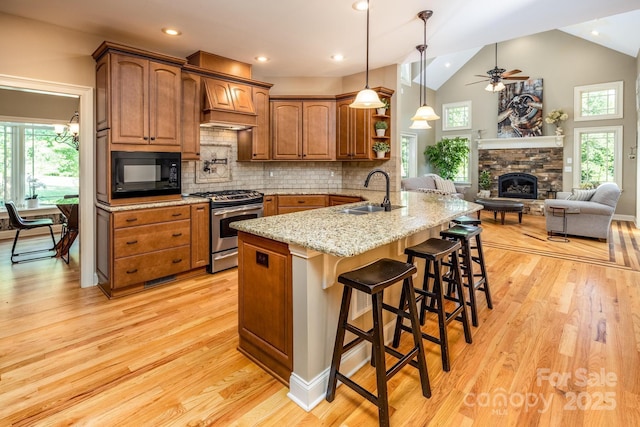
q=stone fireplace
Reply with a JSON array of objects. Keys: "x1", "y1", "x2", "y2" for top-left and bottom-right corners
[{"x1": 478, "y1": 136, "x2": 564, "y2": 201}]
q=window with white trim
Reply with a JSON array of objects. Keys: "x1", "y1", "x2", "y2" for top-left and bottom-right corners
[
  {"x1": 451, "y1": 134, "x2": 471, "y2": 184},
  {"x1": 573, "y1": 126, "x2": 623, "y2": 189},
  {"x1": 574, "y1": 81, "x2": 623, "y2": 121},
  {"x1": 442, "y1": 101, "x2": 472, "y2": 131},
  {"x1": 400, "y1": 132, "x2": 417, "y2": 178}
]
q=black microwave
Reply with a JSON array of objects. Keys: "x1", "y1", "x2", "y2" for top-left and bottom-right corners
[{"x1": 111, "y1": 151, "x2": 181, "y2": 199}]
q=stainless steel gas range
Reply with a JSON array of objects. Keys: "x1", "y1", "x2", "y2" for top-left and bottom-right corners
[{"x1": 190, "y1": 190, "x2": 263, "y2": 273}]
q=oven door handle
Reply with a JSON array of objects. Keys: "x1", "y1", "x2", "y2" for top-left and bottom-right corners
[{"x1": 213, "y1": 206, "x2": 262, "y2": 216}]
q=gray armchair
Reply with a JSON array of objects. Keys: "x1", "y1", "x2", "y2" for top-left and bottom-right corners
[{"x1": 544, "y1": 183, "x2": 621, "y2": 241}]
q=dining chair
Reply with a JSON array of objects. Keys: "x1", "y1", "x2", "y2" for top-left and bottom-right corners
[{"x1": 4, "y1": 201, "x2": 56, "y2": 263}]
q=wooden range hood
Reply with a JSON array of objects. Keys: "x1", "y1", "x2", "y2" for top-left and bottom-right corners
[{"x1": 187, "y1": 51, "x2": 261, "y2": 130}]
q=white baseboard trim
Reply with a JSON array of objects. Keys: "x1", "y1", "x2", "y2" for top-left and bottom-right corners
[
  {"x1": 287, "y1": 320, "x2": 399, "y2": 411},
  {"x1": 613, "y1": 214, "x2": 635, "y2": 222}
]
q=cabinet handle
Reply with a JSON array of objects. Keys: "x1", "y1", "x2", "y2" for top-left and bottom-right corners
[
  {"x1": 126, "y1": 240, "x2": 138, "y2": 245},
  {"x1": 172, "y1": 258, "x2": 182, "y2": 264},
  {"x1": 126, "y1": 268, "x2": 138, "y2": 274},
  {"x1": 143, "y1": 137, "x2": 149, "y2": 141},
  {"x1": 172, "y1": 233, "x2": 182, "y2": 237},
  {"x1": 172, "y1": 213, "x2": 182, "y2": 217},
  {"x1": 150, "y1": 136, "x2": 156, "y2": 141},
  {"x1": 196, "y1": 207, "x2": 205, "y2": 211},
  {"x1": 298, "y1": 200, "x2": 306, "y2": 204},
  {"x1": 126, "y1": 218, "x2": 138, "y2": 223}
]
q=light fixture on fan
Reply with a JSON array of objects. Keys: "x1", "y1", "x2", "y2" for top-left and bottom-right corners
[
  {"x1": 54, "y1": 111, "x2": 80, "y2": 150},
  {"x1": 485, "y1": 81, "x2": 505, "y2": 92},
  {"x1": 410, "y1": 10, "x2": 440, "y2": 123},
  {"x1": 350, "y1": 0, "x2": 384, "y2": 109}
]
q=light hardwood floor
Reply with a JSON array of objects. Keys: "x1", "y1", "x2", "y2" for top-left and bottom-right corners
[{"x1": 1, "y1": 215, "x2": 639, "y2": 426}]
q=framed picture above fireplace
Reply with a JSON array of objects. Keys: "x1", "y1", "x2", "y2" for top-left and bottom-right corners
[{"x1": 497, "y1": 78, "x2": 543, "y2": 138}]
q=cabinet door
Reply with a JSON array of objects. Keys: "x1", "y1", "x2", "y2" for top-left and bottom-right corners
[
  {"x1": 111, "y1": 54, "x2": 149, "y2": 144},
  {"x1": 181, "y1": 72, "x2": 201, "y2": 160},
  {"x1": 229, "y1": 83, "x2": 256, "y2": 114},
  {"x1": 238, "y1": 86, "x2": 271, "y2": 161},
  {"x1": 95, "y1": 55, "x2": 110, "y2": 132},
  {"x1": 204, "y1": 78, "x2": 234, "y2": 110},
  {"x1": 350, "y1": 107, "x2": 371, "y2": 159},
  {"x1": 303, "y1": 101, "x2": 335, "y2": 160},
  {"x1": 149, "y1": 61, "x2": 181, "y2": 146},
  {"x1": 271, "y1": 101, "x2": 303, "y2": 160},
  {"x1": 336, "y1": 99, "x2": 352, "y2": 159},
  {"x1": 263, "y1": 195, "x2": 277, "y2": 217},
  {"x1": 191, "y1": 203, "x2": 210, "y2": 268}
]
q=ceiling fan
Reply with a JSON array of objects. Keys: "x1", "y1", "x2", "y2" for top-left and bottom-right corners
[{"x1": 467, "y1": 43, "x2": 529, "y2": 91}]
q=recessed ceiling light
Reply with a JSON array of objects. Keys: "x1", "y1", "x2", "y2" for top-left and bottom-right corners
[
  {"x1": 591, "y1": 30, "x2": 600, "y2": 36},
  {"x1": 331, "y1": 54, "x2": 344, "y2": 61},
  {"x1": 162, "y1": 28, "x2": 181, "y2": 36},
  {"x1": 255, "y1": 56, "x2": 270, "y2": 62},
  {"x1": 352, "y1": 1, "x2": 368, "y2": 11}
]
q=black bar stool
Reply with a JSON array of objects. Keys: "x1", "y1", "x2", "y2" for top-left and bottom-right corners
[
  {"x1": 326, "y1": 258, "x2": 431, "y2": 427},
  {"x1": 391, "y1": 238, "x2": 472, "y2": 372},
  {"x1": 451, "y1": 215, "x2": 482, "y2": 226},
  {"x1": 440, "y1": 224, "x2": 492, "y2": 327}
]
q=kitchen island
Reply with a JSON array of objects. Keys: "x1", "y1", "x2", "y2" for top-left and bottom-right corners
[{"x1": 232, "y1": 190, "x2": 481, "y2": 411}]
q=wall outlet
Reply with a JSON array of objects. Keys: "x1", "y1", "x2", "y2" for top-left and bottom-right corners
[
  {"x1": 564, "y1": 166, "x2": 572, "y2": 172},
  {"x1": 269, "y1": 171, "x2": 274, "y2": 177}
]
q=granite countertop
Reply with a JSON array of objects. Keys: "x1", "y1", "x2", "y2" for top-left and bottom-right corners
[
  {"x1": 232, "y1": 190, "x2": 482, "y2": 258},
  {"x1": 96, "y1": 196, "x2": 208, "y2": 212}
]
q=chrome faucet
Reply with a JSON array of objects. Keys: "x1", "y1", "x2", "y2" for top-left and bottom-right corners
[{"x1": 364, "y1": 168, "x2": 391, "y2": 211}]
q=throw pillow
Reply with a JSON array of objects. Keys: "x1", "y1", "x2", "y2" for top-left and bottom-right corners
[
  {"x1": 434, "y1": 177, "x2": 457, "y2": 194},
  {"x1": 568, "y1": 188, "x2": 596, "y2": 201}
]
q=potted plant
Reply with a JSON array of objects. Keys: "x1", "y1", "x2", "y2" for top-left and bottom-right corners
[
  {"x1": 374, "y1": 120, "x2": 388, "y2": 137},
  {"x1": 372, "y1": 141, "x2": 390, "y2": 159},
  {"x1": 423, "y1": 137, "x2": 470, "y2": 181},
  {"x1": 25, "y1": 175, "x2": 43, "y2": 208},
  {"x1": 478, "y1": 169, "x2": 492, "y2": 198},
  {"x1": 376, "y1": 98, "x2": 390, "y2": 115}
]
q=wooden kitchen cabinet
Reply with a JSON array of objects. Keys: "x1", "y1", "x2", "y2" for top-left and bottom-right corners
[
  {"x1": 276, "y1": 195, "x2": 327, "y2": 214},
  {"x1": 328, "y1": 195, "x2": 362, "y2": 206},
  {"x1": 93, "y1": 42, "x2": 185, "y2": 150},
  {"x1": 336, "y1": 87, "x2": 394, "y2": 160},
  {"x1": 271, "y1": 98, "x2": 335, "y2": 161},
  {"x1": 238, "y1": 86, "x2": 271, "y2": 161},
  {"x1": 190, "y1": 203, "x2": 210, "y2": 269},
  {"x1": 96, "y1": 204, "x2": 206, "y2": 298},
  {"x1": 181, "y1": 72, "x2": 201, "y2": 160},
  {"x1": 202, "y1": 78, "x2": 255, "y2": 114},
  {"x1": 263, "y1": 195, "x2": 278, "y2": 217},
  {"x1": 237, "y1": 231, "x2": 292, "y2": 385}
]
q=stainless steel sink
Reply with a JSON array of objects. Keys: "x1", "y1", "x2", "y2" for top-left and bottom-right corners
[{"x1": 341, "y1": 205, "x2": 404, "y2": 215}]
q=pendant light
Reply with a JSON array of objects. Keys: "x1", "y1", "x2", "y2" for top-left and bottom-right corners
[
  {"x1": 409, "y1": 45, "x2": 431, "y2": 129},
  {"x1": 410, "y1": 10, "x2": 440, "y2": 122},
  {"x1": 350, "y1": 0, "x2": 384, "y2": 109}
]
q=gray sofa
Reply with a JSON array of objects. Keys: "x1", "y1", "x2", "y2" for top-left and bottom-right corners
[
  {"x1": 544, "y1": 182, "x2": 621, "y2": 241},
  {"x1": 401, "y1": 174, "x2": 465, "y2": 199}
]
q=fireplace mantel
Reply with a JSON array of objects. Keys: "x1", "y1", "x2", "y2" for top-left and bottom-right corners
[{"x1": 477, "y1": 135, "x2": 564, "y2": 149}]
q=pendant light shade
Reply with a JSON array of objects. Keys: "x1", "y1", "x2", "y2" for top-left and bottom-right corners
[
  {"x1": 409, "y1": 119, "x2": 432, "y2": 130},
  {"x1": 411, "y1": 10, "x2": 440, "y2": 123},
  {"x1": 350, "y1": 0, "x2": 384, "y2": 109}
]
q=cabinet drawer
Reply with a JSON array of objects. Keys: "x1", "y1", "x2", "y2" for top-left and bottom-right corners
[
  {"x1": 113, "y1": 205, "x2": 190, "y2": 228},
  {"x1": 114, "y1": 220, "x2": 191, "y2": 258},
  {"x1": 113, "y1": 246, "x2": 191, "y2": 288},
  {"x1": 277, "y1": 195, "x2": 327, "y2": 207}
]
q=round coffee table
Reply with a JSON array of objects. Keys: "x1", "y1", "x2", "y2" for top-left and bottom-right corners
[{"x1": 474, "y1": 198, "x2": 524, "y2": 225}]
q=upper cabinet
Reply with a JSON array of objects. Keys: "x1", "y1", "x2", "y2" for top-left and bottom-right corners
[
  {"x1": 336, "y1": 87, "x2": 394, "y2": 161},
  {"x1": 271, "y1": 97, "x2": 336, "y2": 161},
  {"x1": 181, "y1": 72, "x2": 201, "y2": 160},
  {"x1": 93, "y1": 42, "x2": 185, "y2": 151},
  {"x1": 238, "y1": 86, "x2": 270, "y2": 161}
]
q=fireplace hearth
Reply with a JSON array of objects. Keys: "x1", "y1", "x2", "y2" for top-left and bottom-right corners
[{"x1": 498, "y1": 173, "x2": 538, "y2": 199}]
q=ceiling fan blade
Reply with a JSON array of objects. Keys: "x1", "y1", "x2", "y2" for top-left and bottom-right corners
[
  {"x1": 466, "y1": 80, "x2": 490, "y2": 85},
  {"x1": 503, "y1": 75, "x2": 529, "y2": 80},
  {"x1": 474, "y1": 74, "x2": 489, "y2": 78},
  {"x1": 501, "y1": 69, "x2": 522, "y2": 77}
]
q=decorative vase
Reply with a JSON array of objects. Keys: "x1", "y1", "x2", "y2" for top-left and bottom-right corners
[
  {"x1": 26, "y1": 198, "x2": 39, "y2": 209},
  {"x1": 375, "y1": 151, "x2": 386, "y2": 159},
  {"x1": 376, "y1": 129, "x2": 386, "y2": 137},
  {"x1": 555, "y1": 126, "x2": 563, "y2": 136},
  {"x1": 376, "y1": 107, "x2": 387, "y2": 115}
]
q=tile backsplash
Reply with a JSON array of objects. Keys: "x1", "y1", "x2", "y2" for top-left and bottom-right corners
[{"x1": 181, "y1": 127, "x2": 395, "y2": 194}]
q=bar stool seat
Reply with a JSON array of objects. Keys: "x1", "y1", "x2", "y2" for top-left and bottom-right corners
[
  {"x1": 392, "y1": 238, "x2": 472, "y2": 372},
  {"x1": 451, "y1": 215, "x2": 482, "y2": 226},
  {"x1": 440, "y1": 224, "x2": 493, "y2": 327},
  {"x1": 326, "y1": 258, "x2": 431, "y2": 427}
]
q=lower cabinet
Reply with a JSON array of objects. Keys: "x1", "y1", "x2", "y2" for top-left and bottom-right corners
[
  {"x1": 276, "y1": 195, "x2": 327, "y2": 214},
  {"x1": 237, "y1": 231, "x2": 292, "y2": 385},
  {"x1": 328, "y1": 195, "x2": 362, "y2": 206},
  {"x1": 263, "y1": 195, "x2": 278, "y2": 217},
  {"x1": 96, "y1": 203, "x2": 209, "y2": 298}
]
